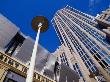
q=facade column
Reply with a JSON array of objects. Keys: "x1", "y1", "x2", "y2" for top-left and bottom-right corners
[{"x1": 0, "y1": 63, "x2": 9, "y2": 82}]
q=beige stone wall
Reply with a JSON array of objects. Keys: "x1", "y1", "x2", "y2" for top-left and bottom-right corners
[
  {"x1": 0, "y1": 63, "x2": 9, "y2": 82},
  {"x1": 97, "y1": 8, "x2": 110, "y2": 20}
]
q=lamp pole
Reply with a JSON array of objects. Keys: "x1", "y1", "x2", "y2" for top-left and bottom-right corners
[
  {"x1": 26, "y1": 23, "x2": 41, "y2": 82},
  {"x1": 26, "y1": 16, "x2": 49, "y2": 82}
]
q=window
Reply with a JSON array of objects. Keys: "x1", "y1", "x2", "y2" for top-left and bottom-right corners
[
  {"x1": 78, "y1": 70, "x2": 83, "y2": 77},
  {"x1": 104, "y1": 58, "x2": 110, "y2": 65},
  {"x1": 5, "y1": 33, "x2": 25, "y2": 56},
  {"x1": 8, "y1": 79, "x2": 17, "y2": 82},
  {"x1": 106, "y1": 16, "x2": 110, "y2": 22},
  {"x1": 4, "y1": 78, "x2": 17, "y2": 82}
]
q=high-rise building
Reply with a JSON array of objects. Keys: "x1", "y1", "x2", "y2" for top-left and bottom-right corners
[
  {"x1": 52, "y1": 5, "x2": 110, "y2": 82},
  {"x1": 0, "y1": 13, "x2": 55, "y2": 82}
]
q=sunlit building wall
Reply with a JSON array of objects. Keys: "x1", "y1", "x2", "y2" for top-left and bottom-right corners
[
  {"x1": 52, "y1": 5, "x2": 110, "y2": 82},
  {"x1": 54, "y1": 44, "x2": 87, "y2": 82}
]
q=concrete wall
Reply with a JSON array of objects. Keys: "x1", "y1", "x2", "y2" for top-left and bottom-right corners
[
  {"x1": 0, "y1": 14, "x2": 19, "y2": 49},
  {"x1": 13, "y1": 36, "x2": 51, "y2": 72},
  {"x1": 0, "y1": 13, "x2": 51, "y2": 72}
]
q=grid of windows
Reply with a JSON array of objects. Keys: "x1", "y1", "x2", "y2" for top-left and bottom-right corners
[
  {"x1": 60, "y1": 52, "x2": 69, "y2": 66},
  {"x1": 63, "y1": 8, "x2": 97, "y2": 26},
  {"x1": 56, "y1": 14, "x2": 98, "y2": 73},
  {"x1": 54, "y1": 17, "x2": 74, "y2": 53},
  {"x1": 73, "y1": 63, "x2": 83, "y2": 77},
  {"x1": 52, "y1": 6, "x2": 110, "y2": 81},
  {"x1": 52, "y1": 20, "x2": 64, "y2": 44},
  {"x1": 57, "y1": 11, "x2": 110, "y2": 69},
  {"x1": 60, "y1": 9, "x2": 109, "y2": 47},
  {"x1": 65, "y1": 6, "x2": 94, "y2": 20}
]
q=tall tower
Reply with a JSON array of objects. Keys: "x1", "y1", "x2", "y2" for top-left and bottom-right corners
[{"x1": 52, "y1": 5, "x2": 110, "y2": 82}]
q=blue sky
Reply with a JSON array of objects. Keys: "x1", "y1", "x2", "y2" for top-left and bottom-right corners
[{"x1": 0, "y1": 0, "x2": 110, "y2": 52}]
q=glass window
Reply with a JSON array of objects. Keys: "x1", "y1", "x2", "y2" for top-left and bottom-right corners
[
  {"x1": 88, "y1": 42, "x2": 94, "y2": 47},
  {"x1": 5, "y1": 33, "x2": 25, "y2": 56},
  {"x1": 92, "y1": 47, "x2": 97, "y2": 52},
  {"x1": 89, "y1": 59, "x2": 94, "y2": 65},
  {"x1": 95, "y1": 53, "x2": 101, "y2": 59},
  {"x1": 81, "y1": 56, "x2": 85, "y2": 61},
  {"x1": 101, "y1": 60, "x2": 108, "y2": 66},
  {"x1": 98, "y1": 50, "x2": 107, "y2": 57},
  {"x1": 93, "y1": 46, "x2": 100, "y2": 51},
  {"x1": 99, "y1": 62, "x2": 106, "y2": 68},
  {"x1": 90, "y1": 49, "x2": 95, "y2": 54},
  {"x1": 73, "y1": 65, "x2": 76, "y2": 70},
  {"x1": 83, "y1": 55, "x2": 88, "y2": 60},
  {"x1": 4, "y1": 78, "x2": 17, "y2": 82},
  {"x1": 78, "y1": 70, "x2": 83, "y2": 77},
  {"x1": 85, "y1": 62, "x2": 89, "y2": 68},
  {"x1": 75, "y1": 63, "x2": 79, "y2": 68},
  {"x1": 104, "y1": 58, "x2": 110, "y2": 64},
  {"x1": 106, "y1": 16, "x2": 110, "y2": 22},
  {"x1": 91, "y1": 67, "x2": 96, "y2": 72},
  {"x1": 87, "y1": 61, "x2": 92, "y2": 66}
]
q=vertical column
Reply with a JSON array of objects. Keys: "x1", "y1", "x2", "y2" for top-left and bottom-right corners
[
  {"x1": 26, "y1": 27, "x2": 41, "y2": 82},
  {"x1": 0, "y1": 63, "x2": 9, "y2": 82}
]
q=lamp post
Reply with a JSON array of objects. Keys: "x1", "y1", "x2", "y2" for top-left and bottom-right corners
[{"x1": 26, "y1": 16, "x2": 49, "y2": 82}]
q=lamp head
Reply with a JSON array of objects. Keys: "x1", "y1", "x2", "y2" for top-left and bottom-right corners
[{"x1": 31, "y1": 16, "x2": 49, "y2": 32}]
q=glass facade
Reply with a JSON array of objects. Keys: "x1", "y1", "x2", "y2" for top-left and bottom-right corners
[{"x1": 52, "y1": 6, "x2": 110, "y2": 82}]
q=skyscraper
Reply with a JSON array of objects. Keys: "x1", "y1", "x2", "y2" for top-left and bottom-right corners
[{"x1": 52, "y1": 5, "x2": 110, "y2": 82}]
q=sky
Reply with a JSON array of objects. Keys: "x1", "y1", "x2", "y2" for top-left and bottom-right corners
[{"x1": 0, "y1": 0, "x2": 110, "y2": 52}]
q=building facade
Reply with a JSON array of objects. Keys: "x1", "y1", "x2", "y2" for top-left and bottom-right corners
[
  {"x1": 96, "y1": 7, "x2": 110, "y2": 43},
  {"x1": 0, "y1": 12, "x2": 80, "y2": 82},
  {"x1": 0, "y1": 13, "x2": 55, "y2": 82},
  {"x1": 54, "y1": 44, "x2": 86, "y2": 82},
  {"x1": 52, "y1": 5, "x2": 110, "y2": 82}
]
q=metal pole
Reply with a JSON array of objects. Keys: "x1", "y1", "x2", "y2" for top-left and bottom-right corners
[{"x1": 26, "y1": 24, "x2": 41, "y2": 82}]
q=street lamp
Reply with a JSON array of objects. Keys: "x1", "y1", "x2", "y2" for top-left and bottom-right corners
[{"x1": 26, "y1": 16, "x2": 49, "y2": 82}]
